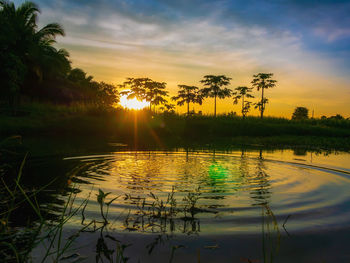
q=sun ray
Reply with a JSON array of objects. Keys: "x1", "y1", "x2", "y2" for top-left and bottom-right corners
[{"x1": 120, "y1": 94, "x2": 149, "y2": 110}]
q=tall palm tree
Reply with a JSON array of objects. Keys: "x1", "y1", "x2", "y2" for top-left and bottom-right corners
[
  {"x1": 251, "y1": 73, "x2": 276, "y2": 119},
  {"x1": 232, "y1": 86, "x2": 254, "y2": 118},
  {"x1": 200, "y1": 75, "x2": 232, "y2": 117},
  {"x1": 172, "y1": 85, "x2": 203, "y2": 116}
]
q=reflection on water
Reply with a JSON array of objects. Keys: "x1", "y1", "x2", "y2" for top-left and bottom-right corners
[
  {"x1": 5, "y1": 148, "x2": 350, "y2": 262},
  {"x1": 60, "y1": 149, "x2": 350, "y2": 235}
]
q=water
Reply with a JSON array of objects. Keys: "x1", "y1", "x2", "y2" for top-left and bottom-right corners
[
  {"x1": 22, "y1": 148, "x2": 350, "y2": 262},
  {"x1": 62, "y1": 150, "x2": 350, "y2": 234}
]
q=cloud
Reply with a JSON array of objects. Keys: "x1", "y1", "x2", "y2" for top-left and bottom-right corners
[{"x1": 11, "y1": 0, "x2": 350, "y2": 116}]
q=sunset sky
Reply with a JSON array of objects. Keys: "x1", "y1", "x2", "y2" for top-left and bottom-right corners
[{"x1": 14, "y1": 0, "x2": 350, "y2": 117}]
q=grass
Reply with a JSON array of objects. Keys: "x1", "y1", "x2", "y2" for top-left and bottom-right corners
[{"x1": 1, "y1": 102, "x2": 350, "y2": 151}]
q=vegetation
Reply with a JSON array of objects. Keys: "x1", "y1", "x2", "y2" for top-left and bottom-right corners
[
  {"x1": 251, "y1": 73, "x2": 277, "y2": 119},
  {"x1": 292, "y1": 107, "x2": 309, "y2": 120},
  {"x1": 233, "y1": 86, "x2": 254, "y2": 118},
  {"x1": 1, "y1": 1, "x2": 350, "y2": 263},
  {"x1": 200, "y1": 75, "x2": 232, "y2": 117},
  {"x1": 171, "y1": 85, "x2": 202, "y2": 116},
  {"x1": 1, "y1": 104, "x2": 349, "y2": 151},
  {"x1": 119, "y1": 78, "x2": 169, "y2": 112},
  {"x1": 0, "y1": 1, "x2": 119, "y2": 112}
]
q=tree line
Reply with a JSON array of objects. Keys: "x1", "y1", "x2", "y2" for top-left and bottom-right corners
[
  {"x1": 1, "y1": 1, "x2": 279, "y2": 119},
  {"x1": 119, "y1": 74, "x2": 277, "y2": 119},
  {"x1": 0, "y1": 1, "x2": 119, "y2": 111}
]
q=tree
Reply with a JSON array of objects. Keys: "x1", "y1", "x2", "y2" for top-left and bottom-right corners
[
  {"x1": 292, "y1": 107, "x2": 309, "y2": 120},
  {"x1": 329, "y1": 114, "x2": 344, "y2": 120},
  {"x1": 145, "y1": 80, "x2": 168, "y2": 111},
  {"x1": 160, "y1": 103, "x2": 175, "y2": 114},
  {"x1": 251, "y1": 73, "x2": 276, "y2": 119},
  {"x1": 232, "y1": 86, "x2": 254, "y2": 118},
  {"x1": 172, "y1": 85, "x2": 203, "y2": 116},
  {"x1": 119, "y1": 78, "x2": 168, "y2": 111},
  {"x1": 200, "y1": 75, "x2": 232, "y2": 117},
  {"x1": 242, "y1": 101, "x2": 253, "y2": 118},
  {"x1": 96, "y1": 82, "x2": 119, "y2": 107},
  {"x1": 0, "y1": 0, "x2": 66, "y2": 106},
  {"x1": 254, "y1": 98, "x2": 269, "y2": 115}
]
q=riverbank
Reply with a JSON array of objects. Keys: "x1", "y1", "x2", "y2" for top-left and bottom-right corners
[{"x1": 1, "y1": 103, "x2": 350, "y2": 151}]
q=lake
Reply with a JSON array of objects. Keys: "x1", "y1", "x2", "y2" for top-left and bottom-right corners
[{"x1": 17, "y1": 146, "x2": 350, "y2": 262}]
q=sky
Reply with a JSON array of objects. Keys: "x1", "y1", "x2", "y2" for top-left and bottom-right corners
[{"x1": 14, "y1": 0, "x2": 350, "y2": 117}]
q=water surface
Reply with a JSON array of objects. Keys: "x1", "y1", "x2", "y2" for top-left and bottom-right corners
[{"x1": 28, "y1": 148, "x2": 350, "y2": 262}]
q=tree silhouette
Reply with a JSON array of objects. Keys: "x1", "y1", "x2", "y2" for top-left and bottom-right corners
[
  {"x1": 160, "y1": 103, "x2": 175, "y2": 114},
  {"x1": 200, "y1": 75, "x2": 232, "y2": 117},
  {"x1": 145, "y1": 80, "x2": 168, "y2": 111},
  {"x1": 251, "y1": 73, "x2": 276, "y2": 119},
  {"x1": 0, "y1": 0, "x2": 67, "y2": 107},
  {"x1": 254, "y1": 98, "x2": 269, "y2": 115},
  {"x1": 96, "y1": 82, "x2": 120, "y2": 107},
  {"x1": 172, "y1": 85, "x2": 203, "y2": 116},
  {"x1": 232, "y1": 86, "x2": 254, "y2": 118},
  {"x1": 119, "y1": 78, "x2": 168, "y2": 111},
  {"x1": 292, "y1": 107, "x2": 309, "y2": 120}
]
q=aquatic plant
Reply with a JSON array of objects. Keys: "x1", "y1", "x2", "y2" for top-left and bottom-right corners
[{"x1": 96, "y1": 189, "x2": 120, "y2": 225}]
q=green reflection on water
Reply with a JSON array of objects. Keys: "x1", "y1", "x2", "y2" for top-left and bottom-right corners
[{"x1": 208, "y1": 162, "x2": 228, "y2": 180}]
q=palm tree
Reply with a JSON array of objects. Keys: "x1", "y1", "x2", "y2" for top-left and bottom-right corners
[
  {"x1": 172, "y1": 85, "x2": 203, "y2": 116},
  {"x1": 251, "y1": 73, "x2": 277, "y2": 119},
  {"x1": 119, "y1": 78, "x2": 148, "y2": 100},
  {"x1": 145, "y1": 80, "x2": 168, "y2": 111},
  {"x1": 200, "y1": 75, "x2": 232, "y2": 117},
  {"x1": 119, "y1": 78, "x2": 168, "y2": 112},
  {"x1": 232, "y1": 86, "x2": 254, "y2": 118},
  {"x1": 0, "y1": 0, "x2": 66, "y2": 105}
]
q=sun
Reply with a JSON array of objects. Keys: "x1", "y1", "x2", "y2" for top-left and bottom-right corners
[{"x1": 120, "y1": 94, "x2": 149, "y2": 110}]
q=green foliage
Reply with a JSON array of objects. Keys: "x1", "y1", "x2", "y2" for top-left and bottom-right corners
[
  {"x1": 200, "y1": 75, "x2": 232, "y2": 117},
  {"x1": 0, "y1": 1, "x2": 118, "y2": 110},
  {"x1": 292, "y1": 107, "x2": 309, "y2": 120}
]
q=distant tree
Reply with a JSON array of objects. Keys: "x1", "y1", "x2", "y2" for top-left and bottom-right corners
[
  {"x1": 242, "y1": 101, "x2": 253, "y2": 118},
  {"x1": 172, "y1": 85, "x2": 203, "y2": 116},
  {"x1": 200, "y1": 75, "x2": 232, "y2": 117},
  {"x1": 232, "y1": 86, "x2": 254, "y2": 118},
  {"x1": 251, "y1": 73, "x2": 277, "y2": 119},
  {"x1": 329, "y1": 114, "x2": 344, "y2": 120},
  {"x1": 119, "y1": 78, "x2": 168, "y2": 111},
  {"x1": 292, "y1": 107, "x2": 309, "y2": 120}
]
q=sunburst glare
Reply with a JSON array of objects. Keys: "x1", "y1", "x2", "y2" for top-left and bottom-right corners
[{"x1": 120, "y1": 94, "x2": 149, "y2": 110}]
